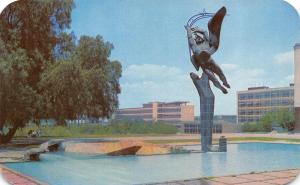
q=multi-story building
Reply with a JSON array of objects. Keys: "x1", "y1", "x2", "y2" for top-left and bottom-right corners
[
  {"x1": 184, "y1": 123, "x2": 222, "y2": 134},
  {"x1": 195, "y1": 115, "x2": 237, "y2": 124},
  {"x1": 115, "y1": 101, "x2": 194, "y2": 122},
  {"x1": 237, "y1": 85, "x2": 294, "y2": 124}
]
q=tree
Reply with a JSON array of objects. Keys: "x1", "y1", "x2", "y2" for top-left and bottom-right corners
[
  {"x1": 259, "y1": 108, "x2": 295, "y2": 132},
  {"x1": 38, "y1": 35, "x2": 122, "y2": 125},
  {"x1": 39, "y1": 61, "x2": 87, "y2": 125},
  {"x1": 259, "y1": 112, "x2": 273, "y2": 132},
  {"x1": 0, "y1": 0, "x2": 75, "y2": 143},
  {"x1": 0, "y1": 49, "x2": 37, "y2": 143},
  {"x1": 0, "y1": 0, "x2": 123, "y2": 144},
  {"x1": 0, "y1": 0, "x2": 74, "y2": 87},
  {"x1": 75, "y1": 36, "x2": 122, "y2": 118},
  {"x1": 276, "y1": 109, "x2": 295, "y2": 131}
]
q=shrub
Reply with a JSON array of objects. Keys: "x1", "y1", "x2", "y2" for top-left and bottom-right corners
[
  {"x1": 241, "y1": 122, "x2": 262, "y2": 132},
  {"x1": 284, "y1": 120, "x2": 296, "y2": 131},
  {"x1": 15, "y1": 120, "x2": 178, "y2": 137}
]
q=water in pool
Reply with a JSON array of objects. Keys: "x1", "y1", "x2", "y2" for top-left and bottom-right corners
[{"x1": 5, "y1": 143, "x2": 300, "y2": 185}]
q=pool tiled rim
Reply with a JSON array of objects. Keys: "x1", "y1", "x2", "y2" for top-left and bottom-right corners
[
  {"x1": 143, "y1": 169, "x2": 300, "y2": 185},
  {"x1": 0, "y1": 165, "x2": 47, "y2": 185}
]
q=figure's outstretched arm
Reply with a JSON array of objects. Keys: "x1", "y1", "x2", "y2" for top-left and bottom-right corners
[{"x1": 190, "y1": 55, "x2": 199, "y2": 71}]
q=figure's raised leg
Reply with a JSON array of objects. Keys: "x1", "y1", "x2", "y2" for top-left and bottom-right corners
[
  {"x1": 203, "y1": 69, "x2": 228, "y2": 94},
  {"x1": 207, "y1": 58, "x2": 230, "y2": 89}
]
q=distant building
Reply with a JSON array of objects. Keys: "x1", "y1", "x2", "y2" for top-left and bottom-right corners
[
  {"x1": 195, "y1": 115, "x2": 237, "y2": 124},
  {"x1": 214, "y1": 115, "x2": 237, "y2": 124},
  {"x1": 184, "y1": 123, "x2": 222, "y2": 134},
  {"x1": 237, "y1": 85, "x2": 294, "y2": 124},
  {"x1": 115, "y1": 101, "x2": 194, "y2": 122},
  {"x1": 187, "y1": 115, "x2": 238, "y2": 134}
]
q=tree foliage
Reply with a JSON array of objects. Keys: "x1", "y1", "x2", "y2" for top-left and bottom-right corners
[
  {"x1": 0, "y1": 0, "x2": 74, "y2": 87},
  {"x1": 259, "y1": 108, "x2": 295, "y2": 132},
  {"x1": 39, "y1": 61, "x2": 86, "y2": 125},
  {"x1": 241, "y1": 122, "x2": 262, "y2": 132},
  {"x1": 242, "y1": 109, "x2": 296, "y2": 133},
  {"x1": 0, "y1": 48, "x2": 37, "y2": 143},
  {"x1": 0, "y1": 0, "x2": 122, "y2": 143}
]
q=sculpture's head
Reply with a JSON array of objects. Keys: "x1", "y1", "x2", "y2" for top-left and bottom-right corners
[
  {"x1": 194, "y1": 33, "x2": 204, "y2": 45},
  {"x1": 191, "y1": 27, "x2": 206, "y2": 45}
]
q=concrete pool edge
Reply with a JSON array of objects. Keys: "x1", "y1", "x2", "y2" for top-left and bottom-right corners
[
  {"x1": 142, "y1": 168, "x2": 300, "y2": 185},
  {"x1": 2, "y1": 165, "x2": 299, "y2": 185},
  {"x1": 0, "y1": 164, "x2": 48, "y2": 185},
  {"x1": 2, "y1": 165, "x2": 300, "y2": 185}
]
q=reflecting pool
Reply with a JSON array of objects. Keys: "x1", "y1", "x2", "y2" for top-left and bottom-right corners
[{"x1": 5, "y1": 143, "x2": 300, "y2": 185}]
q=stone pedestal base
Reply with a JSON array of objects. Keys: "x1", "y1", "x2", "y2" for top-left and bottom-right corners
[{"x1": 218, "y1": 136, "x2": 227, "y2": 152}]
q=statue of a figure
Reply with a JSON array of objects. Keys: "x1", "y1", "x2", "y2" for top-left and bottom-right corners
[
  {"x1": 185, "y1": 7, "x2": 230, "y2": 94},
  {"x1": 186, "y1": 7, "x2": 229, "y2": 152}
]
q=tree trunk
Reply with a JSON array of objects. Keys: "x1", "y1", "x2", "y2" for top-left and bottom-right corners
[
  {"x1": 0, "y1": 126, "x2": 18, "y2": 144},
  {"x1": 56, "y1": 117, "x2": 66, "y2": 126}
]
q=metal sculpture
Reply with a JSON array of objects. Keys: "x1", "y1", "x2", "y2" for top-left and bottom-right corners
[{"x1": 185, "y1": 7, "x2": 229, "y2": 152}]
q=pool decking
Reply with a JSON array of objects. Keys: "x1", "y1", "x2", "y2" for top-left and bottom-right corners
[
  {"x1": 0, "y1": 166, "x2": 47, "y2": 185},
  {"x1": 147, "y1": 169, "x2": 300, "y2": 185}
]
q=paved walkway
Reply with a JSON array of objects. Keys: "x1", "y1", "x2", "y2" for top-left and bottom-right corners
[
  {"x1": 0, "y1": 166, "x2": 46, "y2": 185},
  {"x1": 150, "y1": 169, "x2": 299, "y2": 185}
]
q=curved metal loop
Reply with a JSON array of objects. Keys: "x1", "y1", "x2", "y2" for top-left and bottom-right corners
[
  {"x1": 187, "y1": 12, "x2": 214, "y2": 26},
  {"x1": 190, "y1": 15, "x2": 213, "y2": 26},
  {"x1": 186, "y1": 11, "x2": 214, "y2": 65}
]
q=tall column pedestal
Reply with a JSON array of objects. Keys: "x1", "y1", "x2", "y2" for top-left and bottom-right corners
[{"x1": 190, "y1": 72, "x2": 214, "y2": 152}]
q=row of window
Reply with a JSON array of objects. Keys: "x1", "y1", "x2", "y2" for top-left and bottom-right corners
[
  {"x1": 116, "y1": 109, "x2": 152, "y2": 114},
  {"x1": 184, "y1": 124, "x2": 222, "y2": 133},
  {"x1": 238, "y1": 117, "x2": 260, "y2": 123},
  {"x1": 157, "y1": 114, "x2": 181, "y2": 119},
  {"x1": 115, "y1": 114, "x2": 153, "y2": 119},
  {"x1": 157, "y1": 108, "x2": 181, "y2": 113},
  {"x1": 238, "y1": 99, "x2": 293, "y2": 107},
  {"x1": 238, "y1": 89, "x2": 293, "y2": 100},
  {"x1": 239, "y1": 110, "x2": 268, "y2": 116},
  {"x1": 143, "y1": 104, "x2": 153, "y2": 108},
  {"x1": 157, "y1": 103, "x2": 183, "y2": 108}
]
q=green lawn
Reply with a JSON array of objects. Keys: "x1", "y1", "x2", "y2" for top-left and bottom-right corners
[{"x1": 147, "y1": 137, "x2": 300, "y2": 144}]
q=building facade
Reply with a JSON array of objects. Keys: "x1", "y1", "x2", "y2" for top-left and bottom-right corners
[
  {"x1": 237, "y1": 85, "x2": 294, "y2": 124},
  {"x1": 184, "y1": 123, "x2": 222, "y2": 134},
  {"x1": 294, "y1": 43, "x2": 300, "y2": 131},
  {"x1": 115, "y1": 101, "x2": 194, "y2": 122}
]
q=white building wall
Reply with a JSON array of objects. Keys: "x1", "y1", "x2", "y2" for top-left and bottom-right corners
[
  {"x1": 294, "y1": 43, "x2": 300, "y2": 107},
  {"x1": 294, "y1": 43, "x2": 300, "y2": 131}
]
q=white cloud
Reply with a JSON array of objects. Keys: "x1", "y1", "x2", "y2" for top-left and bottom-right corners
[
  {"x1": 274, "y1": 50, "x2": 294, "y2": 64},
  {"x1": 220, "y1": 63, "x2": 238, "y2": 71},
  {"x1": 285, "y1": 74, "x2": 294, "y2": 82},
  {"x1": 120, "y1": 64, "x2": 196, "y2": 110},
  {"x1": 122, "y1": 64, "x2": 182, "y2": 81},
  {"x1": 119, "y1": 63, "x2": 267, "y2": 115}
]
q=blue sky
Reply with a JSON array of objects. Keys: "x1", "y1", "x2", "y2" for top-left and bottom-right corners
[{"x1": 71, "y1": 0, "x2": 300, "y2": 115}]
